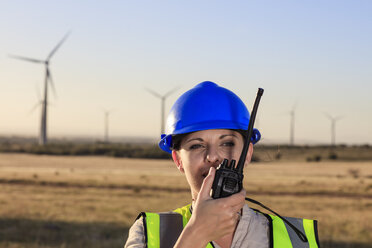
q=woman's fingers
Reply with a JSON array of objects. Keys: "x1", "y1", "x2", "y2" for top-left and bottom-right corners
[
  {"x1": 189, "y1": 173, "x2": 246, "y2": 242},
  {"x1": 213, "y1": 188, "x2": 246, "y2": 208},
  {"x1": 197, "y1": 167, "x2": 215, "y2": 201}
]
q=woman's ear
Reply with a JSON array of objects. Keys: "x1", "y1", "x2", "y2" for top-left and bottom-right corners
[
  {"x1": 172, "y1": 150, "x2": 184, "y2": 173},
  {"x1": 245, "y1": 143, "x2": 254, "y2": 165}
]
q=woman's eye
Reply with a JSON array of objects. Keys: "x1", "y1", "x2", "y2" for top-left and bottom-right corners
[
  {"x1": 222, "y1": 142, "x2": 235, "y2": 147},
  {"x1": 189, "y1": 144, "x2": 203, "y2": 150}
]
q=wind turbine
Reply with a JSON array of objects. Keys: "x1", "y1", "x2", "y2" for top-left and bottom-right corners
[
  {"x1": 103, "y1": 109, "x2": 114, "y2": 143},
  {"x1": 289, "y1": 102, "x2": 297, "y2": 146},
  {"x1": 324, "y1": 113, "x2": 343, "y2": 146},
  {"x1": 9, "y1": 32, "x2": 70, "y2": 145},
  {"x1": 145, "y1": 86, "x2": 179, "y2": 135}
]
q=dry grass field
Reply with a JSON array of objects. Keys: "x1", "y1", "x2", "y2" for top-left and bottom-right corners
[{"x1": 0, "y1": 153, "x2": 371, "y2": 248}]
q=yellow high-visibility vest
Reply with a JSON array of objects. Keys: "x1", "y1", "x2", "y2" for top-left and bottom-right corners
[{"x1": 136, "y1": 204, "x2": 319, "y2": 248}]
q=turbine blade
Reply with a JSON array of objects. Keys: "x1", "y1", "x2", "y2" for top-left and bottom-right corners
[
  {"x1": 35, "y1": 84, "x2": 42, "y2": 101},
  {"x1": 47, "y1": 67, "x2": 58, "y2": 98},
  {"x1": 29, "y1": 102, "x2": 42, "y2": 114},
  {"x1": 164, "y1": 85, "x2": 180, "y2": 98},
  {"x1": 8, "y1": 54, "x2": 44, "y2": 64},
  {"x1": 323, "y1": 112, "x2": 332, "y2": 120},
  {"x1": 47, "y1": 31, "x2": 70, "y2": 60},
  {"x1": 145, "y1": 88, "x2": 162, "y2": 98}
]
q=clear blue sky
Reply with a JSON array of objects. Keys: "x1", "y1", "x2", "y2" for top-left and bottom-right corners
[{"x1": 0, "y1": 0, "x2": 371, "y2": 144}]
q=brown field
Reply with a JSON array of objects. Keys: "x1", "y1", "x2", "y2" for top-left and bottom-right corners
[{"x1": 0, "y1": 153, "x2": 371, "y2": 248}]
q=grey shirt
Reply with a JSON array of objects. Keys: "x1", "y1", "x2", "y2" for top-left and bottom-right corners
[{"x1": 124, "y1": 204, "x2": 269, "y2": 248}]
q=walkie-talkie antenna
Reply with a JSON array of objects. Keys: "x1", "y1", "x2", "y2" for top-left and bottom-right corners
[{"x1": 236, "y1": 88, "x2": 264, "y2": 173}]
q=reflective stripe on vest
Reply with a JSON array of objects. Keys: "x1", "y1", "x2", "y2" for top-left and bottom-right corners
[{"x1": 140, "y1": 204, "x2": 319, "y2": 248}]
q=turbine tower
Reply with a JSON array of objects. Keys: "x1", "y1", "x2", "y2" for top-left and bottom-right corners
[
  {"x1": 145, "y1": 86, "x2": 179, "y2": 135},
  {"x1": 289, "y1": 102, "x2": 297, "y2": 146},
  {"x1": 103, "y1": 109, "x2": 114, "y2": 143},
  {"x1": 325, "y1": 113, "x2": 343, "y2": 146},
  {"x1": 9, "y1": 32, "x2": 70, "y2": 145}
]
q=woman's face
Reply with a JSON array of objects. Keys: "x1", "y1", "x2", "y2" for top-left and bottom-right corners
[{"x1": 172, "y1": 129, "x2": 252, "y2": 200}]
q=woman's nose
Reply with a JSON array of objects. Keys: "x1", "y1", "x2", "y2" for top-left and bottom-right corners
[{"x1": 206, "y1": 146, "x2": 221, "y2": 166}]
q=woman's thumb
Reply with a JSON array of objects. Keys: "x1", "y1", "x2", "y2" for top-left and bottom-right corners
[{"x1": 198, "y1": 167, "x2": 215, "y2": 200}]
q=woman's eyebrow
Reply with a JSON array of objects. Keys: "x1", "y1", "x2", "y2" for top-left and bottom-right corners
[
  {"x1": 220, "y1": 134, "x2": 237, "y2": 139},
  {"x1": 184, "y1": 138, "x2": 203, "y2": 144}
]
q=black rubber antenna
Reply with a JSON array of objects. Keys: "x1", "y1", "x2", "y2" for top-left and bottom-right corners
[{"x1": 236, "y1": 88, "x2": 264, "y2": 173}]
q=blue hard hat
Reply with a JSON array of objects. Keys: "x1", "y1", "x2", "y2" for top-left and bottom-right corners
[{"x1": 159, "y1": 81, "x2": 261, "y2": 153}]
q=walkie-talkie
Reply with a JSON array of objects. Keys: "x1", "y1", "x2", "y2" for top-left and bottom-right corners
[{"x1": 211, "y1": 88, "x2": 264, "y2": 199}]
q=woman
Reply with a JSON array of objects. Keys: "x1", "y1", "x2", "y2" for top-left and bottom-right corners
[
  {"x1": 125, "y1": 81, "x2": 268, "y2": 248},
  {"x1": 125, "y1": 81, "x2": 318, "y2": 248}
]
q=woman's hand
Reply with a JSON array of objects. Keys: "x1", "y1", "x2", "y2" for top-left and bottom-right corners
[{"x1": 174, "y1": 167, "x2": 246, "y2": 248}]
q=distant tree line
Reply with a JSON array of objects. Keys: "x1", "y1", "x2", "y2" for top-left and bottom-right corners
[
  {"x1": 0, "y1": 142, "x2": 171, "y2": 159},
  {"x1": 0, "y1": 139, "x2": 371, "y2": 161}
]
